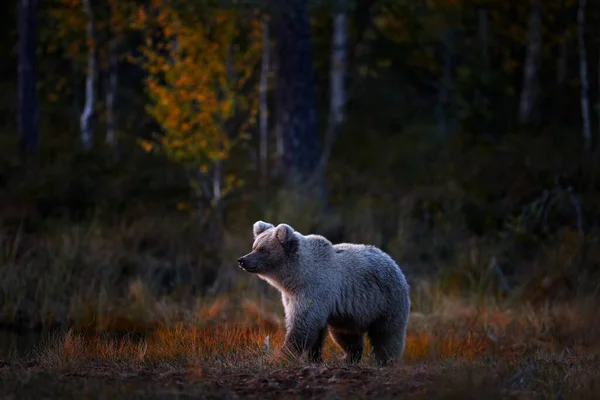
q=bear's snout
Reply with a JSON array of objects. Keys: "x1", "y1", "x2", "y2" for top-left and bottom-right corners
[{"x1": 238, "y1": 255, "x2": 257, "y2": 272}]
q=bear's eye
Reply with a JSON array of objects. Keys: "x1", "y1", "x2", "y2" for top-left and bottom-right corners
[{"x1": 258, "y1": 248, "x2": 268, "y2": 254}]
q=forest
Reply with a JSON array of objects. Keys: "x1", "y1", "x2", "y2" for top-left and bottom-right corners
[{"x1": 1, "y1": 0, "x2": 600, "y2": 398}]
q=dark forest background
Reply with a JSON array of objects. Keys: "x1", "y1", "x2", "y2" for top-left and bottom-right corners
[{"x1": 2, "y1": 0, "x2": 600, "y2": 331}]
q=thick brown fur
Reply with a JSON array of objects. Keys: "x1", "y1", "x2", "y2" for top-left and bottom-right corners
[{"x1": 238, "y1": 221, "x2": 411, "y2": 366}]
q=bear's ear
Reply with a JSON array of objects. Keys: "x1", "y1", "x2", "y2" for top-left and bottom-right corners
[
  {"x1": 275, "y1": 224, "x2": 298, "y2": 254},
  {"x1": 253, "y1": 220, "x2": 274, "y2": 239}
]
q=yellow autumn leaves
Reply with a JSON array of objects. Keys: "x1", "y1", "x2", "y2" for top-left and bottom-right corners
[{"x1": 131, "y1": 3, "x2": 261, "y2": 199}]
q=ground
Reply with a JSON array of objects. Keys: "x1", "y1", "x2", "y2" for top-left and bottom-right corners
[
  {"x1": 0, "y1": 361, "x2": 444, "y2": 399},
  {"x1": 1, "y1": 355, "x2": 597, "y2": 399},
  {"x1": 1, "y1": 295, "x2": 599, "y2": 399}
]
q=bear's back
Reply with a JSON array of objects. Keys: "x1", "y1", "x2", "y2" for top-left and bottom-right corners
[
  {"x1": 332, "y1": 243, "x2": 406, "y2": 291},
  {"x1": 302, "y1": 234, "x2": 335, "y2": 260},
  {"x1": 326, "y1": 242, "x2": 408, "y2": 332}
]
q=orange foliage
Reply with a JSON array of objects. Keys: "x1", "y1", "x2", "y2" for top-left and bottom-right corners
[{"x1": 131, "y1": 3, "x2": 261, "y2": 200}]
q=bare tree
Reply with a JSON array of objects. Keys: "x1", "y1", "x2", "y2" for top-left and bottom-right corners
[
  {"x1": 259, "y1": 15, "x2": 270, "y2": 187},
  {"x1": 18, "y1": 0, "x2": 39, "y2": 158},
  {"x1": 80, "y1": 0, "x2": 98, "y2": 151},
  {"x1": 519, "y1": 0, "x2": 542, "y2": 126},
  {"x1": 105, "y1": 1, "x2": 118, "y2": 148},
  {"x1": 577, "y1": 0, "x2": 591, "y2": 150},
  {"x1": 320, "y1": 1, "x2": 348, "y2": 172}
]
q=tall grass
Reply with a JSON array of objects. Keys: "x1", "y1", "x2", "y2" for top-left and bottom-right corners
[
  {"x1": 36, "y1": 291, "x2": 600, "y2": 366},
  {"x1": 22, "y1": 293, "x2": 597, "y2": 399}
]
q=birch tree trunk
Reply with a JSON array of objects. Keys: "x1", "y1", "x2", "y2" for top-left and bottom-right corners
[
  {"x1": 80, "y1": 0, "x2": 97, "y2": 151},
  {"x1": 212, "y1": 44, "x2": 235, "y2": 217},
  {"x1": 329, "y1": 11, "x2": 348, "y2": 127},
  {"x1": 320, "y1": 6, "x2": 348, "y2": 172},
  {"x1": 206, "y1": 43, "x2": 236, "y2": 293},
  {"x1": 18, "y1": 0, "x2": 39, "y2": 158},
  {"x1": 518, "y1": 0, "x2": 542, "y2": 126},
  {"x1": 105, "y1": 2, "x2": 118, "y2": 148},
  {"x1": 259, "y1": 16, "x2": 270, "y2": 187},
  {"x1": 212, "y1": 159, "x2": 222, "y2": 209},
  {"x1": 577, "y1": 0, "x2": 591, "y2": 150}
]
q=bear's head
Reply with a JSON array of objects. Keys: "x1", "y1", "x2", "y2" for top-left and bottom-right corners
[{"x1": 237, "y1": 221, "x2": 299, "y2": 275}]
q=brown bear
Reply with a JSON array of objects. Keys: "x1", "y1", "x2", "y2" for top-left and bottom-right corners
[{"x1": 237, "y1": 221, "x2": 410, "y2": 365}]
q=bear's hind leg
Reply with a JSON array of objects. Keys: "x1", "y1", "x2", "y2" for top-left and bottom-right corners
[
  {"x1": 308, "y1": 328, "x2": 326, "y2": 363},
  {"x1": 329, "y1": 329, "x2": 364, "y2": 364},
  {"x1": 367, "y1": 319, "x2": 406, "y2": 366}
]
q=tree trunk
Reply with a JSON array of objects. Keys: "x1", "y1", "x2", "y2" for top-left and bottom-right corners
[
  {"x1": 477, "y1": 8, "x2": 492, "y2": 135},
  {"x1": 80, "y1": 0, "x2": 97, "y2": 151},
  {"x1": 437, "y1": 26, "x2": 455, "y2": 138},
  {"x1": 268, "y1": 11, "x2": 290, "y2": 180},
  {"x1": 478, "y1": 9, "x2": 489, "y2": 83},
  {"x1": 320, "y1": 6, "x2": 348, "y2": 172},
  {"x1": 518, "y1": 0, "x2": 542, "y2": 126},
  {"x1": 270, "y1": 0, "x2": 322, "y2": 192},
  {"x1": 577, "y1": 0, "x2": 591, "y2": 148},
  {"x1": 212, "y1": 160, "x2": 222, "y2": 208},
  {"x1": 105, "y1": 2, "x2": 118, "y2": 148},
  {"x1": 577, "y1": 0, "x2": 591, "y2": 150},
  {"x1": 329, "y1": 11, "x2": 348, "y2": 127},
  {"x1": 554, "y1": 13, "x2": 569, "y2": 123},
  {"x1": 557, "y1": 37, "x2": 567, "y2": 88},
  {"x1": 271, "y1": 46, "x2": 284, "y2": 179},
  {"x1": 18, "y1": 0, "x2": 39, "y2": 158},
  {"x1": 206, "y1": 42, "x2": 237, "y2": 293},
  {"x1": 259, "y1": 16, "x2": 270, "y2": 187}
]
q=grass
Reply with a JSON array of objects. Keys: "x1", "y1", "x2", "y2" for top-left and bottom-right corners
[
  {"x1": 1, "y1": 206, "x2": 599, "y2": 398},
  {"x1": 1, "y1": 292, "x2": 599, "y2": 398}
]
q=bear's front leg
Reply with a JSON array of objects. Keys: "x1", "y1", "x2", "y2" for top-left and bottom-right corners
[
  {"x1": 282, "y1": 324, "x2": 327, "y2": 362},
  {"x1": 307, "y1": 328, "x2": 327, "y2": 363},
  {"x1": 281, "y1": 305, "x2": 328, "y2": 363}
]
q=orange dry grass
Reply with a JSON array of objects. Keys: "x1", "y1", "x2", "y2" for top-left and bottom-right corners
[
  {"x1": 407, "y1": 295, "x2": 600, "y2": 363},
  {"x1": 405, "y1": 331, "x2": 489, "y2": 362},
  {"x1": 47, "y1": 324, "x2": 282, "y2": 364},
  {"x1": 38, "y1": 295, "x2": 600, "y2": 370},
  {"x1": 42, "y1": 324, "x2": 350, "y2": 367}
]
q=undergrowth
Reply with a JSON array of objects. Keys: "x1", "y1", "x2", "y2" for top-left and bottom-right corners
[{"x1": 1, "y1": 126, "x2": 600, "y2": 334}]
